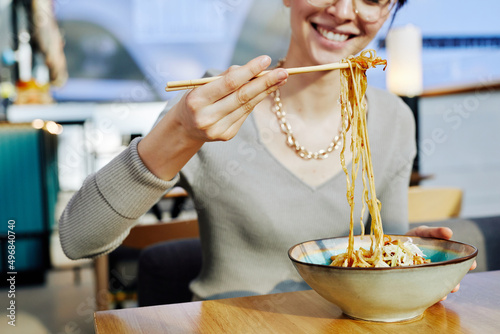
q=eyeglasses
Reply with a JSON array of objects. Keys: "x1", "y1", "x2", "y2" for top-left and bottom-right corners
[{"x1": 307, "y1": 0, "x2": 397, "y2": 23}]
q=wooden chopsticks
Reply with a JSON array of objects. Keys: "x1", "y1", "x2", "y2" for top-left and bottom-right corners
[{"x1": 165, "y1": 62, "x2": 350, "y2": 92}]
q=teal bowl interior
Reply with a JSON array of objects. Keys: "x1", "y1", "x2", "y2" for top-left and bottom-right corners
[{"x1": 289, "y1": 235, "x2": 478, "y2": 268}]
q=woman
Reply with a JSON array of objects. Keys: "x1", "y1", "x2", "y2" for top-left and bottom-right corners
[{"x1": 60, "y1": 0, "x2": 470, "y2": 302}]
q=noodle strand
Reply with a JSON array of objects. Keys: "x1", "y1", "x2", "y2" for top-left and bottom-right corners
[{"x1": 331, "y1": 50, "x2": 429, "y2": 268}]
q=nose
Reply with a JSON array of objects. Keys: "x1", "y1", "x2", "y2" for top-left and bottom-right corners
[{"x1": 326, "y1": 0, "x2": 356, "y2": 21}]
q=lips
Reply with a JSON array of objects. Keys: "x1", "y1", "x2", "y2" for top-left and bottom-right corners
[{"x1": 312, "y1": 23, "x2": 352, "y2": 43}]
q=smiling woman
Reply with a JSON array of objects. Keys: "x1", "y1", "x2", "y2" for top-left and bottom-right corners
[{"x1": 58, "y1": 0, "x2": 470, "y2": 305}]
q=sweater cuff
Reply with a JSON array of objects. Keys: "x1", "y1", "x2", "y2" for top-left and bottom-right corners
[{"x1": 95, "y1": 137, "x2": 179, "y2": 219}]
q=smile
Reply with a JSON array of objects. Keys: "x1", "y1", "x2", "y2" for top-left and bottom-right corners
[{"x1": 314, "y1": 24, "x2": 350, "y2": 42}]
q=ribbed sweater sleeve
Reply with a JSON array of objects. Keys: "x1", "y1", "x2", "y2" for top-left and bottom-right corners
[{"x1": 59, "y1": 137, "x2": 179, "y2": 259}]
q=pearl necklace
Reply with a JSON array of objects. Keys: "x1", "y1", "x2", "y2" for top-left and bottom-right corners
[{"x1": 271, "y1": 88, "x2": 343, "y2": 160}]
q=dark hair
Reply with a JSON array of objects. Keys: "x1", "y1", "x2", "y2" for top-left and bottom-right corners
[
  {"x1": 395, "y1": 0, "x2": 408, "y2": 12},
  {"x1": 390, "y1": 0, "x2": 408, "y2": 26}
]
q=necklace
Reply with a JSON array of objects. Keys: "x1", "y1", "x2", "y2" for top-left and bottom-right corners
[
  {"x1": 271, "y1": 88, "x2": 343, "y2": 160},
  {"x1": 271, "y1": 58, "x2": 344, "y2": 160}
]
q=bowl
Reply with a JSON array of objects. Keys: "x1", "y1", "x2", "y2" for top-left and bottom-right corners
[{"x1": 288, "y1": 235, "x2": 477, "y2": 322}]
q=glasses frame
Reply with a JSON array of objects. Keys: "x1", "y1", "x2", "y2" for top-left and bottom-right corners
[{"x1": 307, "y1": 0, "x2": 397, "y2": 23}]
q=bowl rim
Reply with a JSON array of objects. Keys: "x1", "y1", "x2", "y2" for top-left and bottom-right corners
[{"x1": 288, "y1": 234, "x2": 478, "y2": 270}]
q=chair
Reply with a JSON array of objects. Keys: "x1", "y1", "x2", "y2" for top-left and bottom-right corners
[
  {"x1": 138, "y1": 237, "x2": 202, "y2": 307},
  {"x1": 150, "y1": 186, "x2": 189, "y2": 220},
  {"x1": 94, "y1": 188, "x2": 199, "y2": 311},
  {"x1": 94, "y1": 218, "x2": 200, "y2": 310},
  {"x1": 408, "y1": 186, "x2": 463, "y2": 223}
]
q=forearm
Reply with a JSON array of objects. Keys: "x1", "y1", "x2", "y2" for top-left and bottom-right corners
[
  {"x1": 58, "y1": 175, "x2": 138, "y2": 259},
  {"x1": 59, "y1": 138, "x2": 178, "y2": 259}
]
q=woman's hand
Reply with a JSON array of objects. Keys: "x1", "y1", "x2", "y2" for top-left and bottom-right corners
[
  {"x1": 138, "y1": 55, "x2": 288, "y2": 181},
  {"x1": 406, "y1": 225, "x2": 477, "y2": 301},
  {"x1": 406, "y1": 225, "x2": 453, "y2": 240},
  {"x1": 173, "y1": 55, "x2": 288, "y2": 143}
]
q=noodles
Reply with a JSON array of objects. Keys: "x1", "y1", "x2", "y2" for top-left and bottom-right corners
[{"x1": 330, "y1": 50, "x2": 429, "y2": 268}]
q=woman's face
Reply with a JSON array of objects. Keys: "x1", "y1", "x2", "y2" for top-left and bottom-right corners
[{"x1": 285, "y1": 0, "x2": 390, "y2": 65}]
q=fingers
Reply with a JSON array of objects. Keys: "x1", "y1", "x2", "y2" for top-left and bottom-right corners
[
  {"x1": 447, "y1": 260, "x2": 476, "y2": 298},
  {"x1": 216, "y1": 77, "x2": 287, "y2": 140},
  {"x1": 430, "y1": 227, "x2": 453, "y2": 240},
  {"x1": 198, "y1": 55, "x2": 274, "y2": 103},
  {"x1": 439, "y1": 282, "x2": 461, "y2": 303},
  {"x1": 176, "y1": 55, "x2": 288, "y2": 142},
  {"x1": 218, "y1": 67, "x2": 287, "y2": 116},
  {"x1": 194, "y1": 63, "x2": 288, "y2": 141},
  {"x1": 218, "y1": 64, "x2": 241, "y2": 76},
  {"x1": 470, "y1": 260, "x2": 477, "y2": 271},
  {"x1": 444, "y1": 261, "x2": 476, "y2": 301},
  {"x1": 410, "y1": 226, "x2": 453, "y2": 240}
]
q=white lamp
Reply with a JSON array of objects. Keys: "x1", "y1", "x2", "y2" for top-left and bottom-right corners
[{"x1": 386, "y1": 24, "x2": 423, "y2": 97}]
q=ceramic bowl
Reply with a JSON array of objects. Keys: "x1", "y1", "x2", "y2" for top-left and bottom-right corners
[{"x1": 288, "y1": 235, "x2": 477, "y2": 322}]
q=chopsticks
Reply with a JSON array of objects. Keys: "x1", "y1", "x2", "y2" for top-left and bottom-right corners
[{"x1": 165, "y1": 62, "x2": 350, "y2": 92}]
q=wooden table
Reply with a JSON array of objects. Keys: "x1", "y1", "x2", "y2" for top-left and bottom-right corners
[{"x1": 95, "y1": 271, "x2": 500, "y2": 333}]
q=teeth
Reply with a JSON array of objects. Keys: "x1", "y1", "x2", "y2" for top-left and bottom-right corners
[{"x1": 317, "y1": 26, "x2": 348, "y2": 42}]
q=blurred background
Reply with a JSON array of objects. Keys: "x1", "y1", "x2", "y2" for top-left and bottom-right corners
[{"x1": 0, "y1": 0, "x2": 499, "y2": 333}]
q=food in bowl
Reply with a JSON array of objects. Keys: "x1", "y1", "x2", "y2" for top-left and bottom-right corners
[
  {"x1": 288, "y1": 235, "x2": 477, "y2": 322},
  {"x1": 330, "y1": 235, "x2": 431, "y2": 267}
]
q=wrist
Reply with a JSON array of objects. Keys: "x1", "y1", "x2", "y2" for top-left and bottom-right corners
[{"x1": 138, "y1": 110, "x2": 203, "y2": 180}]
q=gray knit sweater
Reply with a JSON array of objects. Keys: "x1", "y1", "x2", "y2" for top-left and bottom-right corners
[{"x1": 59, "y1": 86, "x2": 416, "y2": 300}]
